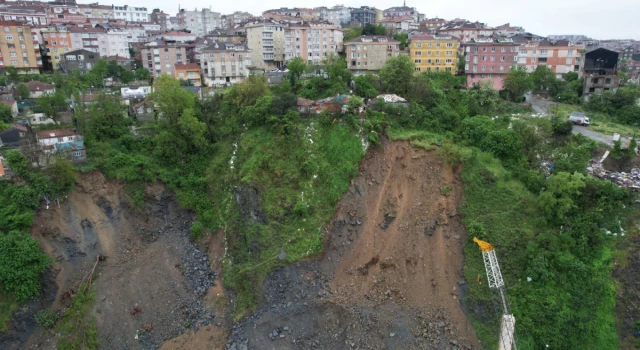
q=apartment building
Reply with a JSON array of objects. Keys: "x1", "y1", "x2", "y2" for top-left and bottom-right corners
[
  {"x1": 438, "y1": 21, "x2": 495, "y2": 44},
  {"x1": 0, "y1": 5, "x2": 47, "y2": 26},
  {"x1": 351, "y1": 6, "x2": 376, "y2": 26},
  {"x1": 284, "y1": 21, "x2": 343, "y2": 65},
  {"x1": 516, "y1": 40, "x2": 585, "y2": 77},
  {"x1": 583, "y1": 48, "x2": 619, "y2": 98},
  {"x1": 177, "y1": 8, "x2": 221, "y2": 37},
  {"x1": 379, "y1": 16, "x2": 417, "y2": 33},
  {"x1": 323, "y1": 6, "x2": 351, "y2": 26},
  {"x1": 244, "y1": 18, "x2": 286, "y2": 69},
  {"x1": 150, "y1": 9, "x2": 169, "y2": 31},
  {"x1": 112, "y1": 5, "x2": 148, "y2": 23},
  {"x1": 420, "y1": 17, "x2": 446, "y2": 31},
  {"x1": 41, "y1": 26, "x2": 73, "y2": 70},
  {"x1": 345, "y1": 36, "x2": 400, "y2": 75},
  {"x1": 77, "y1": 4, "x2": 113, "y2": 24},
  {"x1": 174, "y1": 63, "x2": 201, "y2": 86},
  {"x1": 410, "y1": 34, "x2": 459, "y2": 73},
  {"x1": 464, "y1": 37, "x2": 519, "y2": 89},
  {"x1": 47, "y1": 2, "x2": 85, "y2": 24},
  {"x1": 105, "y1": 28, "x2": 132, "y2": 58},
  {"x1": 201, "y1": 41, "x2": 252, "y2": 86},
  {"x1": 140, "y1": 40, "x2": 190, "y2": 77},
  {"x1": 59, "y1": 48, "x2": 99, "y2": 73},
  {"x1": 383, "y1": 6, "x2": 421, "y2": 22},
  {"x1": 0, "y1": 21, "x2": 42, "y2": 73},
  {"x1": 68, "y1": 25, "x2": 108, "y2": 56}
]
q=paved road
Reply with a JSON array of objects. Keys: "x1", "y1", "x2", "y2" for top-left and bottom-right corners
[{"x1": 572, "y1": 125, "x2": 614, "y2": 145}]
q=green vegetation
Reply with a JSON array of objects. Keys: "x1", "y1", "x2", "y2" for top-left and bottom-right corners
[
  {"x1": 56, "y1": 284, "x2": 99, "y2": 350},
  {"x1": 35, "y1": 309, "x2": 59, "y2": 329}
]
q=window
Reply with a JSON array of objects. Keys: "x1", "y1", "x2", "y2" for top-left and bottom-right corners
[
  {"x1": 415, "y1": 51, "x2": 422, "y2": 56},
  {"x1": 499, "y1": 66, "x2": 505, "y2": 71},
  {"x1": 9, "y1": 52, "x2": 16, "y2": 57},
  {"x1": 491, "y1": 47, "x2": 496, "y2": 52},
  {"x1": 445, "y1": 59, "x2": 452, "y2": 64},
  {"x1": 501, "y1": 47, "x2": 506, "y2": 52},
  {"x1": 473, "y1": 47, "x2": 478, "y2": 52},
  {"x1": 605, "y1": 78, "x2": 611, "y2": 84},
  {"x1": 482, "y1": 56, "x2": 486, "y2": 61},
  {"x1": 5, "y1": 35, "x2": 13, "y2": 40},
  {"x1": 445, "y1": 51, "x2": 453, "y2": 56},
  {"x1": 531, "y1": 57, "x2": 536, "y2": 62},
  {"x1": 447, "y1": 42, "x2": 453, "y2": 47},
  {"x1": 415, "y1": 43, "x2": 422, "y2": 48},
  {"x1": 427, "y1": 51, "x2": 432, "y2": 56},
  {"x1": 500, "y1": 56, "x2": 505, "y2": 61},
  {"x1": 415, "y1": 67, "x2": 421, "y2": 72},
  {"x1": 490, "y1": 56, "x2": 495, "y2": 61},
  {"x1": 482, "y1": 47, "x2": 487, "y2": 52},
  {"x1": 414, "y1": 59, "x2": 421, "y2": 64},
  {"x1": 74, "y1": 151, "x2": 81, "y2": 157},
  {"x1": 435, "y1": 59, "x2": 440, "y2": 64},
  {"x1": 481, "y1": 65, "x2": 486, "y2": 71},
  {"x1": 3, "y1": 27, "x2": 9, "y2": 32},
  {"x1": 11, "y1": 60, "x2": 17, "y2": 65},
  {"x1": 436, "y1": 43, "x2": 441, "y2": 47},
  {"x1": 427, "y1": 43, "x2": 432, "y2": 47}
]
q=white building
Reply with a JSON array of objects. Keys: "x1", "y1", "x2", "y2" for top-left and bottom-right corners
[
  {"x1": 325, "y1": 6, "x2": 351, "y2": 26},
  {"x1": 112, "y1": 5, "x2": 149, "y2": 23},
  {"x1": 177, "y1": 8, "x2": 221, "y2": 37},
  {"x1": 201, "y1": 41, "x2": 252, "y2": 87},
  {"x1": 105, "y1": 29, "x2": 133, "y2": 58},
  {"x1": 36, "y1": 129, "x2": 79, "y2": 147}
]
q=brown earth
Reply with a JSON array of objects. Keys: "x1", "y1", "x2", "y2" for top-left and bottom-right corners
[
  {"x1": 0, "y1": 172, "x2": 228, "y2": 350},
  {"x1": 222, "y1": 140, "x2": 480, "y2": 349}
]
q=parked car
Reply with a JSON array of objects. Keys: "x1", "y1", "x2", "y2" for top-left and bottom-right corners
[{"x1": 568, "y1": 111, "x2": 590, "y2": 126}]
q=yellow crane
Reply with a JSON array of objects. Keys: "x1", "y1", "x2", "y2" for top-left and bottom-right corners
[{"x1": 473, "y1": 237, "x2": 517, "y2": 350}]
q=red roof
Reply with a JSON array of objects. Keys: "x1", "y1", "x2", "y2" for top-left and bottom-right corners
[
  {"x1": 0, "y1": 100, "x2": 16, "y2": 107},
  {"x1": 174, "y1": 63, "x2": 200, "y2": 70},
  {"x1": 26, "y1": 81, "x2": 55, "y2": 92},
  {"x1": 36, "y1": 128, "x2": 77, "y2": 140}
]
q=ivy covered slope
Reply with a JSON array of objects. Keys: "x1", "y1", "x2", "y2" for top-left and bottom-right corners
[{"x1": 0, "y1": 151, "x2": 76, "y2": 331}]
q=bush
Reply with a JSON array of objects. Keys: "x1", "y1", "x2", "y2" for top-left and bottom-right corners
[
  {"x1": 551, "y1": 116, "x2": 573, "y2": 135},
  {"x1": 35, "y1": 309, "x2": 59, "y2": 329},
  {"x1": 0, "y1": 231, "x2": 52, "y2": 302}
]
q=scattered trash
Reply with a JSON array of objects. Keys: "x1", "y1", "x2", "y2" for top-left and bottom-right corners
[{"x1": 587, "y1": 160, "x2": 640, "y2": 191}]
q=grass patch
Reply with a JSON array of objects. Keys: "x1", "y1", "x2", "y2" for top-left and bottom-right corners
[
  {"x1": 0, "y1": 293, "x2": 18, "y2": 333},
  {"x1": 440, "y1": 185, "x2": 451, "y2": 196},
  {"x1": 551, "y1": 102, "x2": 640, "y2": 136},
  {"x1": 56, "y1": 284, "x2": 99, "y2": 350}
]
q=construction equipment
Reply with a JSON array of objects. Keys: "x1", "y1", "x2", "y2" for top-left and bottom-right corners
[{"x1": 473, "y1": 237, "x2": 517, "y2": 350}]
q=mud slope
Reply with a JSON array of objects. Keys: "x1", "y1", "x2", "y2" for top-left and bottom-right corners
[
  {"x1": 2, "y1": 172, "x2": 227, "y2": 350},
  {"x1": 226, "y1": 140, "x2": 480, "y2": 350}
]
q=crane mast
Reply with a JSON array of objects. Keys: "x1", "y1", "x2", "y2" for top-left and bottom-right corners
[{"x1": 473, "y1": 237, "x2": 517, "y2": 350}]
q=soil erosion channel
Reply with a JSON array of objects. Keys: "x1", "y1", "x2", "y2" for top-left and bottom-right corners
[{"x1": 221, "y1": 140, "x2": 480, "y2": 350}]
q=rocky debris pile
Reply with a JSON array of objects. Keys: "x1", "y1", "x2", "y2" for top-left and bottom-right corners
[
  {"x1": 588, "y1": 160, "x2": 640, "y2": 190},
  {"x1": 181, "y1": 244, "x2": 216, "y2": 296}
]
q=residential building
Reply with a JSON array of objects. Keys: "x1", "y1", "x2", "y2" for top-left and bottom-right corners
[
  {"x1": 409, "y1": 34, "x2": 459, "y2": 73},
  {"x1": 174, "y1": 63, "x2": 201, "y2": 86},
  {"x1": 263, "y1": 8, "x2": 320, "y2": 21},
  {"x1": 464, "y1": 37, "x2": 519, "y2": 89},
  {"x1": 203, "y1": 29, "x2": 246, "y2": 43},
  {"x1": 59, "y1": 48, "x2": 99, "y2": 73},
  {"x1": 77, "y1": 3, "x2": 114, "y2": 24},
  {"x1": 383, "y1": 6, "x2": 421, "y2": 22},
  {"x1": 244, "y1": 18, "x2": 286, "y2": 69},
  {"x1": 46, "y1": 2, "x2": 85, "y2": 24},
  {"x1": 0, "y1": 99, "x2": 18, "y2": 117},
  {"x1": 0, "y1": 5, "x2": 47, "y2": 26},
  {"x1": 41, "y1": 26, "x2": 73, "y2": 70},
  {"x1": 0, "y1": 123, "x2": 28, "y2": 148},
  {"x1": 345, "y1": 35, "x2": 400, "y2": 75},
  {"x1": 548, "y1": 35, "x2": 591, "y2": 41},
  {"x1": 583, "y1": 48, "x2": 619, "y2": 98},
  {"x1": 36, "y1": 128, "x2": 86, "y2": 163},
  {"x1": 26, "y1": 81, "x2": 55, "y2": 98},
  {"x1": 324, "y1": 5, "x2": 351, "y2": 26},
  {"x1": 223, "y1": 11, "x2": 252, "y2": 28},
  {"x1": 296, "y1": 8, "x2": 321, "y2": 21},
  {"x1": 200, "y1": 41, "x2": 252, "y2": 87},
  {"x1": 350, "y1": 6, "x2": 376, "y2": 26},
  {"x1": 437, "y1": 20, "x2": 495, "y2": 44},
  {"x1": 516, "y1": 40, "x2": 585, "y2": 77},
  {"x1": 0, "y1": 21, "x2": 42, "y2": 73},
  {"x1": 420, "y1": 17, "x2": 446, "y2": 31},
  {"x1": 379, "y1": 16, "x2": 417, "y2": 33},
  {"x1": 36, "y1": 128, "x2": 79, "y2": 148},
  {"x1": 177, "y1": 8, "x2": 221, "y2": 37},
  {"x1": 162, "y1": 31, "x2": 197, "y2": 42},
  {"x1": 106, "y1": 55, "x2": 134, "y2": 69},
  {"x1": 68, "y1": 25, "x2": 108, "y2": 56},
  {"x1": 112, "y1": 5, "x2": 148, "y2": 23},
  {"x1": 104, "y1": 27, "x2": 132, "y2": 58},
  {"x1": 297, "y1": 97, "x2": 313, "y2": 114},
  {"x1": 494, "y1": 23, "x2": 524, "y2": 37},
  {"x1": 284, "y1": 21, "x2": 343, "y2": 65},
  {"x1": 140, "y1": 40, "x2": 190, "y2": 77},
  {"x1": 150, "y1": 9, "x2": 169, "y2": 31}
]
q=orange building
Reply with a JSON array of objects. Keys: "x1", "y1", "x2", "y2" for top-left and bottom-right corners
[
  {"x1": 41, "y1": 26, "x2": 73, "y2": 71},
  {"x1": 174, "y1": 63, "x2": 201, "y2": 86}
]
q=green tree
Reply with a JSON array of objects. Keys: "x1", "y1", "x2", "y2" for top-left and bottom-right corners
[
  {"x1": 86, "y1": 93, "x2": 128, "y2": 141},
  {"x1": 0, "y1": 102, "x2": 13, "y2": 123},
  {"x1": 503, "y1": 67, "x2": 532, "y2": 102},
  {"x1": 151, "y1": 75, "x2": 196, "y2": 127},
  {"x1": 267, "y1": 109, "x2": 300, "y2": 135},
  {"x1": 628, "y1": 138, "x2": 637, "y2": 158},
  {"x1": 241, "y1": 96, "x2": 272, "y2": 128},
  {"x1": 0, "y1": 231, "x2": 52, "y2": 301},
  {"x1": 286, "y1": 57, "x2": 306, "y2": 82},
  {"x1": 47, "y1": 157, "x2": 76, "y2": 194},
  {"x1": 271, "y1": 92, "x2": 297, "y2": 116},
  {"x1": 36, "y1": 91, "x2": 67, "y2": 122},
  {"x1": 177, "y1": 108, "x2": 208, "y2": 151},
  {"x1": 134, "y1": 68, "x2": 151, "y2": 81},
  {"x1": 354, "y1": 74, "x2": 379, "y2": 99},
  {"x1": 392, "y1": 32, "x2": 408, "y2": 50},
  {"x1": 563, "y1": 71, "x2": 579, "y2": 83},
  {"x1": 380, "y1": 55, "x2": 415, "y2": 97},
  {"x1": 324, "y1": 54, "x2": 352, "y2": 87},
  {"x1": 4, "y1": 66, "x2": 19, "y2": 84},
  {"x1": 16, "y1": 83, "x2": 30, "y2": 100},
  {"x1": 227, "y1": 74, "x2": 269, "y2": 111},
  {"x1": 5, "y1": 149, "x2": 30, "y2": 178},
  {"x1": 538, "y1": 172, "x2": 586, "y2": 223},
  {"x1": 530, "y1": 66, "x2": 556, "y2": 91}
]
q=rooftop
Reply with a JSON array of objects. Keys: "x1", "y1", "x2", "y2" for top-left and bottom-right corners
[
  {"x1": 36, "y1": 128, "x2": 77, "y2": 140},
  {"x1": 26, "y1": 81, "x2": 55, "y2": 92},
  {"x1": 346, "y1": 35, "x2": 400, "y2": 43}
]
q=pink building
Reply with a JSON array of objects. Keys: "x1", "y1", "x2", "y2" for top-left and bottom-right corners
[{"x1": 464, "y1": 37, "x2": 519, "y2": 90}]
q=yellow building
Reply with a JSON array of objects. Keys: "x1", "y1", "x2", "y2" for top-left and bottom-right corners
[{"x1": 409, "y1": 34, "x2": 459, "y2": 73}]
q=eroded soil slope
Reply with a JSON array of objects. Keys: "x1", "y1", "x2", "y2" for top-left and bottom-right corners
[
  {"x1": 225, "y1": 140, "x2": 480, "y2": 349},
  {"x1": 1, "y1": 172, "x2": 227, "y2": 350}
]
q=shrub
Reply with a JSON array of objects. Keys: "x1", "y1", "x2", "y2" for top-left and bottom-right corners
[
  {"x1": 0, "y1": 231, "x2": 52, "y2": 302},
  {"x1": 35, "y1": 309, "x2": 59, "y2": 329}
]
